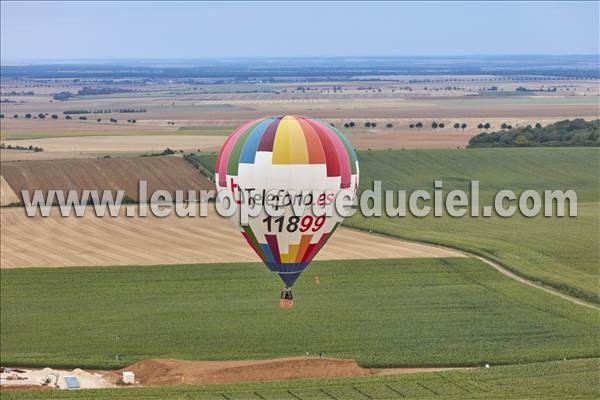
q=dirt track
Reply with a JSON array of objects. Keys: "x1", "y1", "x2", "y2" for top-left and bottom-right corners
[{"x1": 0, "y1": 206, "x2": 462, "y2": 268}]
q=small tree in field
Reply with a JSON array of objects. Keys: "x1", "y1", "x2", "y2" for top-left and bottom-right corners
[
  {"x1": 365, "y1": 122, "x2": 371, "y2": 128},
  {"x1": 461, "y1": 123, "x2": 467, "y2": 130},
  {"x1": 535, "y1": 122, "x2": 542, "y2": 128},
  {"x1": 416, "y1": 122, "x2": 423, "y2": 128},
  {"x1": 477, "y1": 123, "x2": 483, "y2": 129},
  {"x1": 432, "y1": 122, "x2": 438, "y2": 129},
  {"x1": 439, "y1": 122, "x2": 445, "y2": 128},
  {"x1": 453, "y1": 122, "x2": 460, "y2": 129},
  {"x1": 484, "y1": 122, "x2": 490, "y2": 129}
]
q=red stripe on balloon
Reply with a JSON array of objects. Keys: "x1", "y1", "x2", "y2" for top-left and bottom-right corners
[
  {"x1": 257, "y1": 117, "x2": 282, "y2": 152},
  {"x1": 301, "y1": 233, "x2": 330, "y2": 263},
  {"x1": 265, "y1": 234, "x2": 281, "y2": 264},
  {"x1": 315, "y1": 120, "x2": 352, "y2": 188}
]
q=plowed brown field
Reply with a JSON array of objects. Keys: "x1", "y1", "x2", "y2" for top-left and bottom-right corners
[{"x1": 0, "y1": 156, "x2": 213, "y2": 203}]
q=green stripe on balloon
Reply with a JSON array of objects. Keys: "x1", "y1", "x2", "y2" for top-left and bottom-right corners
[
  {"x1": 227, "y1": 121, "x2": 261, "y2": 176},
  {"x1": 242, "y1": 225, "x2": 265, "y2": 260}
]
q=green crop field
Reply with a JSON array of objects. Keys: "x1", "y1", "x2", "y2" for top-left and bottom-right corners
[
  {"x1": 186, "y1": 147, "x2": 599, "y2": 302},
  {"x1": 1, "y1": 359, "x2": 598, "y2": 399},
  {"x1": 1, "y1": 258, "x2": 598, "y2": 370},
  {"x1": 348, "y1": 148, "x2": 599, "y2": 303}
]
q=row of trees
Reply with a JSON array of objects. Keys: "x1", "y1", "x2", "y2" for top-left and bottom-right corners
[
  {"x1": 5, "y1": 113, "x2": 135, "y2": 124},
  {"x1": 63, "y1": 109, "x2": 146, "y2": 114},
  {"x1": 52, "y1": 86, "x2": 134, "y2": 101},
  {"x1": 342, "y1": 121, "x2": 394, "y2": 129},
  {"x1": 6, "y1": 113, "x2": 59, "y2": 120},
  {"x1": 0, "y1": 143, "x2": 44, "y2": 152}
]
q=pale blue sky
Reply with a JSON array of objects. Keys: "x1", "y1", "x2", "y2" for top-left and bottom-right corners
[{"x1": 1, "y1": 1, "x2": 598, "y2": 61}]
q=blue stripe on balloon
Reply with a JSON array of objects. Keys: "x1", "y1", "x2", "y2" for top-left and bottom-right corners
[
  {"x1": 240, "y1": 118, "x2": 274, "y2": 163},
  {"x1": 260, "y1": 244, "x2": 275, "y2": 264}
]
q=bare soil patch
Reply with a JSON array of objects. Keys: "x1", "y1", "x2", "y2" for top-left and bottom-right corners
[
  {"x1": 1, "y1": 358, "x2": 464, "y2": 390},
  {"x1": 110, "y1": 357, "x2": 460, "y2": 386}
]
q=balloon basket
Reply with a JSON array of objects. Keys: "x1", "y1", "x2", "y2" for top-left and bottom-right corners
[
  {"x1": 279, "y1": 288, "x2": 294, "y2": 309},
  {"x1": 279, "y1": 298, "x2": 294, "y2": 309}
]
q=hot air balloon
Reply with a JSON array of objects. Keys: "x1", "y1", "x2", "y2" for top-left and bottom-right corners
[{"x1": 215, "y1": 115, "x2": 359, "y2": 308}]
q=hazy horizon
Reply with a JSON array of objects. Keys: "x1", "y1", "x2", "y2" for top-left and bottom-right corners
[
  {"x1": 2, "y1": 54, "x2": 599, "y2": 67},
  {"x1": 1, "y1": 1, "x2": 598, "y2": 62}
]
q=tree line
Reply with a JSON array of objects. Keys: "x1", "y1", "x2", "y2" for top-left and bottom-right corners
[
  {"x1": 52, "y1": 86, "x2": 134, "y2": 101},
  {"x1": 468, "y1": 119, "x2": 599, "y2": 148},
  {"x1": 63, "y1": 109, "x2": 146, "y2": 114},
  {"x1": 1, "y1": 143, "x2": 44, "y2": 152}
]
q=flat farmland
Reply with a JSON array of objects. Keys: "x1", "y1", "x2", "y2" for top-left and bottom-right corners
[
  {"x1": 1, "y1": 115, "x2": 593, "y2": 161},
  {"x1": 0, "y1": 156, "x2": 213, "y2": 204},
  {"x1": 0, "y1": 135, "x2": 226, "y2": 161},
  {"x1": 1, "y1": 359, "x2": 598, "y2": 400},
  {"x1": 2, "y1": 76, "x2": 598, "y2": 155},
  {"x1": 1, "y1": 258, "x2": 598, "y2": 369},
  {"x1": 349, "y1": 147, "x2": 600, "y2": 303},
  {"x1": 190, "y1": 147, "x2": 600, "y2": 303},
  {"x1": 0, "y1": 206, "x2": 461, "y2": 268}
]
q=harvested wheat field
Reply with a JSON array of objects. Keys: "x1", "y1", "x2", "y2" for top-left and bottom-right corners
[
  {"x1": 0, "y1": 175, "x2": 20, "y2": 205},
  {"x1": 0, "y1": 156, "x2": 213, "y2": 203},
  {"x1": 0, "y1": 206, "x2": 461, "y2": 268},
  {"x1": 111, "y1": 357, "x2": 459, "y2": 386},
  {"x1": 1, "y1": 135, "x2": 225, "y2": 157}
]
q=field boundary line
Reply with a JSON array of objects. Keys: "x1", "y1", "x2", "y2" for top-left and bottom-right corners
[{"x1": 346, "y1": 227, "x2": 599, "y2": 310}]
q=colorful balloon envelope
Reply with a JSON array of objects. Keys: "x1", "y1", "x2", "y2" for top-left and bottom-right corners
[{"x1": 216, "y1": 115, "x2": 359, "y2": 301}]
